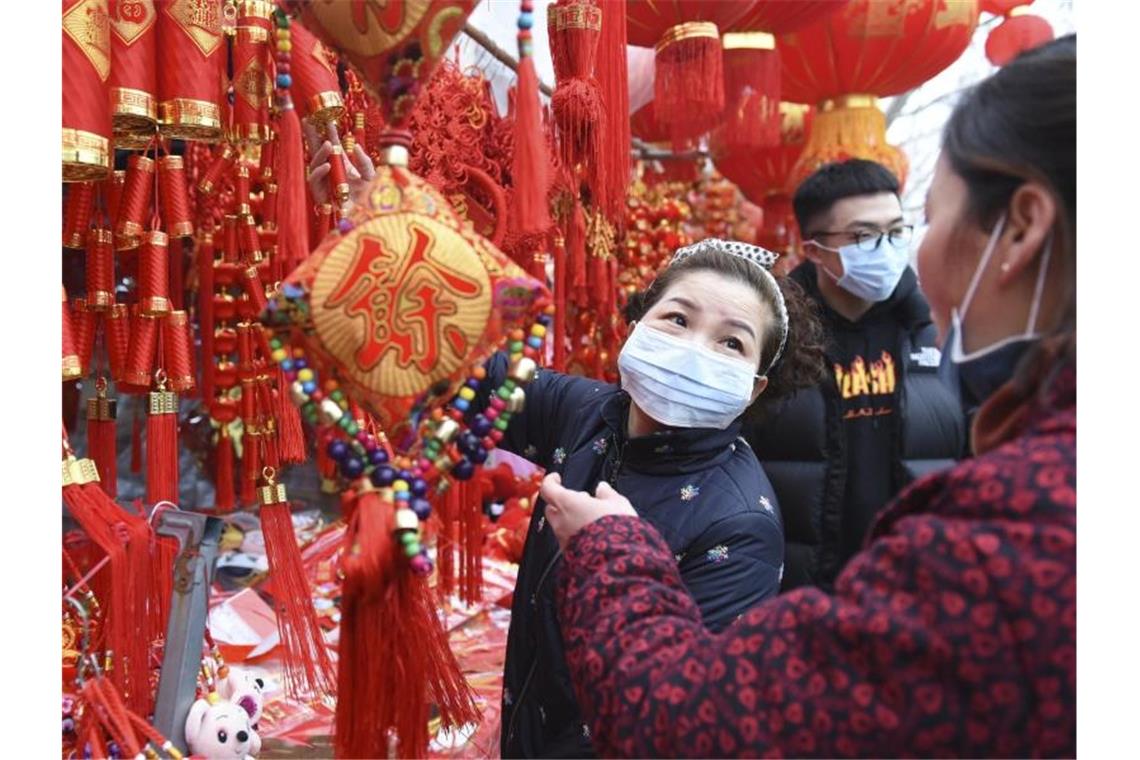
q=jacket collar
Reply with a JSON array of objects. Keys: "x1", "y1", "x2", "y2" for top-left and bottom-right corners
[{"x1": 599, "y1": 391, "x2": 743, "y2": 475}]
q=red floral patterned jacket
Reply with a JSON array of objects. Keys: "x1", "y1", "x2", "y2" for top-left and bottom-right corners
[{"x1": 556, "y1": 363, "x2": 1075, "y2": 757}]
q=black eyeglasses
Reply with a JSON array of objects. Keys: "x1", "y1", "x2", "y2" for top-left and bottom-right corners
[{"x1": 810, "y1": 225, "x2": 914, "y2": 252}]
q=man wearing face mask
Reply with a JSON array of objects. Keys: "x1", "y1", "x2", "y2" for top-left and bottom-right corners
[{"x1": 745, "y1": 159, "x2": 966, "y2": 592}]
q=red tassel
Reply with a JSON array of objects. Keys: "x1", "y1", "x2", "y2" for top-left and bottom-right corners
[
  {"x1": 335, "y1": 486, "x2": 477, "y2": 759},
  {"x1": 463, "y1": 479, "x2": 483, "y2": 604},
  {"x1": 198, "y1": 229, "x2": 216, "y2": 403},
  {"x1": 512, "y1": 51, "x2": 551, "y2": 235},
  {"x1": 276, "y1": 366, "x2": 306, "y2": 464},
  {"x1": 552, "y1": 232, "x2": 568, "y2": 372},
  {"x1": 597, "y1": 0, "x2": 630, "y2": 220},
  {"x1": 567, "y1": 199, "x2": 588, "y2": 302},
  {"x1": 145, "y1": 383, "x2": 179, "y2": 505},
  {"x1": 214, "y1": 428, "x2": 236, "y2": 512},
  {"x1": 86, "y1": 381, "x2": 118, "y2": 498},
  {"x1": 259, "y1": 476, "x2": 336, "y2": 699},
  {"x1": 436, "y1": 485, "x2": 456, "y2": 599},
  {"x1": 654, "y1": 31, "x2": 725, "y2": 144}
]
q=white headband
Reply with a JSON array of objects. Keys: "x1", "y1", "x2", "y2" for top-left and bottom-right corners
[{"x1": 670, "y1": 238, "x2": 789, "y2": 373}]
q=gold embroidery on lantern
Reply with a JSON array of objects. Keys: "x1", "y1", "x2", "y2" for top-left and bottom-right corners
[
  {"x1": 110, "y1": 0, "x2": 156, "y2": 45},
  {"x1": 63, "y1": 0, "x2": 112, "y2": 81},
  {"x1": 166, "y1": 0, "x2": 222, "y2": 57}
]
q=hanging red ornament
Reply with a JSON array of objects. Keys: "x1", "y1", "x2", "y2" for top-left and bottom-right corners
[
  {"x1": 63, "y1": 287, "x2": 83, "y2": 382},
  {"x1": 230, "y1": 0, "x2": 274, "y2": 144},
  {"x1": 64, "y1": 182, "x2": 97, "y2": 249},
  {"x1": 108, "y1": 0, "x2": 158, "y2": 149},
  {"x1": 86, "y1": 377, "x2": 118, "y2": 498},
  {"x1": 156, "y1": 0, "x2": 224, "y2": 141},
  {"x1": 63, "y1": 0, "x2": 113, "y2": 181},
  {"x1": 985, "y1": 7, "x2": 1054, "y2": 66}
]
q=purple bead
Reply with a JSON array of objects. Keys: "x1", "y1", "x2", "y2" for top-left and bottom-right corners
[
  {"x1": 371, "y1": 465, "x2": 395, "y2": 487},
  {"x1": 453, "y1": 459, "x2": 475, "y2": 481},
  {"x1": 411, "y1": 498, "x2": 432, "y2": 520},
  {"x1": 411, "y1": 477, "x2": 428, "y2": 498},
  {"x1": 398, "y1": 470, "x2": 412, "y2": 482},
  {"x1": 537, "y1": 314, "x2": 553, "y2": 327},
  {"x1": 369, "y1": 448, "x2": 389, "y2": 466},
  {"x1": 471, "y1": 415, "x2": 492, "y2": 437},
  {"x1": 338, "y1": 219, "x2": 354, "y2": 233},
  {"x1": 293, "y1": 358, "x2": 308, "y2": 370},
  {"x1": 471, "y1": 446, "x2": 488, "y2": 464},
  {"x1": 356, "y1": 431, "x2": 371, "y2": 444},
  {"x1": 409, "y1": 554, "x2": 432, "y2": 576},
  {"x1": 466, "y1": 377, "x2": 481, "y2": 390},
  {"x1": 342, "y1": 456, "x2": 364, "y2": 479},
  {"x1": 327, "y1": 439, "x2": 349, "y2": 461}
]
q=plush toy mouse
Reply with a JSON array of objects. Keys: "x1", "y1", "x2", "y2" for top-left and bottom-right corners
[
  {"x1": 184, "y1": 695, "x2": 262, "y2": 759},
  {"x1": 216, "y1": 667, "x2": 266, "y2": 727}
]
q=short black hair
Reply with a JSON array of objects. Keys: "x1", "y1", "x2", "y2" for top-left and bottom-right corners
[{"x1": 792, "y1": 159, "x2": 901, "y2": 237}]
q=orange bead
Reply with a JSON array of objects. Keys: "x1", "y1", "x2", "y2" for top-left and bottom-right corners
[
  {"x1": 473, "y1": 366, "x2": 487, "y2": 380},
  {"x1": 510, "y1": 329, "x2": 525, "y2": 341}
]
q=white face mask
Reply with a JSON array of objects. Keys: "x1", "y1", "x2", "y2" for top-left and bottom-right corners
[
  {"x1": 813, "y1": 234, "x2": 910, "y2": 302},
  {"x1": 617, "y1": 322, "x2": 760, "y2": 431},
  {"x1": 949, "y1": 212, "x2": 1054, "y2": 364}
]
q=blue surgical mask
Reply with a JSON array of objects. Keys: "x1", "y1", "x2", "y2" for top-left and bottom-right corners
[
  {"x1": 944, "y1": 212, "x2": 1053, "y2": 410},
  {"x1": 813, "y1": 235, "x2": 910, "y2": 302}
]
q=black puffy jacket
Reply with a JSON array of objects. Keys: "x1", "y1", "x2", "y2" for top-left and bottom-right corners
[
  {"x1": 744, "y1": 262, "x2": 965, "y2": 592},
  {"x1": 476, "y1": 354, "x2": 784, "y2": 758}
]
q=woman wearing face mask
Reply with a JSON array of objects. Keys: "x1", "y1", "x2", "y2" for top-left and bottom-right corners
[
  {"x1": 476, "y1": 240, "x2": 827, "y2": 757},
  {"x1": 543, "y1": 35, "x2": 1076, "y2": 758}
]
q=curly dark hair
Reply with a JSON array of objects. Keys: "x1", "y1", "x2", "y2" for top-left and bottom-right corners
[{"x1": 622, "y1": 246, "x2": 827, "y2": 408}]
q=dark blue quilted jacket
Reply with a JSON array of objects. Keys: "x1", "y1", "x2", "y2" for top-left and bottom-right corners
[{"x1": 475, "y1": 354, "x2": 784, "y2": 758}]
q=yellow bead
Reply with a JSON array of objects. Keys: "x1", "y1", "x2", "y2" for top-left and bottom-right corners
[
  {"x1": 297, "y1": 368, "x2": 314, "y2": 382},
  {"x1": 458, "y1": 387, "x2": 475, "y2": 401},
  {"x1": 530, "y1": 324, "x2": 547, "y2": 338},
  {"x1": 393, "y1": 479, "x2": 409, "y2": 493},
  {"x1": 279, "y1": 40, "x2": 292, "y2": 52},
  {"x1": 271, "y1": 349, "x2": 287, "y2": 362}
]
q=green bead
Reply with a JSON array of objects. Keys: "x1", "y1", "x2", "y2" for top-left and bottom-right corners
[
  {"x1": 494, "y1": 418, "x2": 509, "y2": 431},
  {"x1": 331, "y1": 390, "x2": 344, "y2": 401},
  {"x1": 269, "y1": 337, "x2": 281, "y2": 349},
  {"x1": 400, "y1": 532, "x2": 416, "y2": 545},
  {"x1": 346, "y1": 421, "x2": 360, "y2": 436},
  {"x1": 404, "y1": 542, "x2": 420, "y2": 557}
]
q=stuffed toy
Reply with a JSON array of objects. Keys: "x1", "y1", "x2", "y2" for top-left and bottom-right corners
[
  {"x1": 184, "y1": 694, "x2": 262, "y2": 759},
  {"x1": 216, "y1": 667, "x2": 266, "y2": 727}
]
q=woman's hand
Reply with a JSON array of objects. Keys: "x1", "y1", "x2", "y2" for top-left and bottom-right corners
[
  {"x1": 303, "y1": 120, "x2": 376, "y2": 216},
  {"x1": 542, "y1": 473, "x2": 638, "y2": 551}
]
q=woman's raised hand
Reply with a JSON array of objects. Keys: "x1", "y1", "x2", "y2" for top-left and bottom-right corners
[
  {"x1": 541, "y1": 473, "x2": 638, "y2": 551},
  {"x1": 302, "y1": 119, "x2": 376, "y2": 215}
]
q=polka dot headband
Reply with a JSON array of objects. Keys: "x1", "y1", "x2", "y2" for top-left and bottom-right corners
[{"x1": 670, "y1": 238, "x2": 789, "y2": 374}]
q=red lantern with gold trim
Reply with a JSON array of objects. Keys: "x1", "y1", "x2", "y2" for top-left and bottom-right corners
[
  {"x1": 626, "y1": 0, "x2": 756, "y2": 143},
  {"x1": 710, "y1": 102, "x2": 814, "y2": 265},
  {"x1": 108, "y1": 0, "x2": 158, "y2": 149},
  {"x1": 156, "y1": 0, "x2": 225, "y2": 141},
  {"x1": 719, "y1": 2, "x2": 845, "y2": 150},
  {"x1": 780, "y1": 0, "x2": 978, "y2": 190},
  {"x1": 63, "y1": 0, "x2": 113, "y2": 181}
]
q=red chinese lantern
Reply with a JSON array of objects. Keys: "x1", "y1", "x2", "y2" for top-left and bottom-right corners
[
  {"x1": 289, "y1": 20, "x2": 345, "y2": 125},
  {"x1": 711, "y1": 103, "x2": 814, "y2": 263},
  {"x1": 63, "y1": 0, "x2": 113, "y2": 181},
  {"x1": 719, "y1": 1, "x2": 846, "y2": 150},
  {"x1": 985, "y1": 7, "x2": 1054, "y2": 66},
  {"x1": 156, "y1": 0, "x2": 225, "y2": 141},
  {"x1": 780, "y1": 0, "x2": 978, "y2": 191},
  {"x1": 626, "y1": 0, "x2": 756, "y2": 143},
  {"x1": 108, "y1": 0, "x2": 158, "y2": 149}
]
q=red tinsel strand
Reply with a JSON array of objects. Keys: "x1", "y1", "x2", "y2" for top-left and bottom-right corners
[
  {"x1": 597, "y1": 0, "x2": 630, "y2": 221},
  {"x1": 214, "y1": 428, "x2": 236, "y2": 512},
  {"x1": 260, "y1": 496, "x2": 337, "y2": 699},
  {"x1": 116, "y1": 155, "x2": 155, "y2": 242},
  {"x1": 272, "y1": 105, "x2": 310, "y2": 276},
  {"x1": 64, "y1": 182, "x2": 96, "y2": 249},
  {"x1": 138, "y1": 232, "x2": 171, "y2": 316},
  {"x1": 124, "y1": 313, "x2": 159, "y2": 388},
  {"x1": 158, "y1": 155, "x2": 194, "y2": 239},
  {"x1": 163, "y1": 311, "x2": 196, "y2": 393},
  {"x1": 275, "y1": 366, "x2": 306, "y2": 464},
  {"x1": 436, "y1": 486, "x2": 455, "y2": 598},
  {"x1": 71, "y1": 298, "x2": 97, "y2": 379},
  {"x1": 567, "y1": 198, "x2": 587, "y2": 297}
]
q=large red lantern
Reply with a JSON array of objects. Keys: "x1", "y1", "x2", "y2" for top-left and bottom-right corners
[
  {"x1": 710, "y1": 102, "x2": 814, "y2": 266},
  {"x1": 985, "y1": 7, "x2": 1054, "y2": 66},
  {"x1": 626, "y1": 0, "x2": 755, "y2": 143},
  {"x1": 780, "y1": 0, "x2": 978, "y2": 190},
  {"x1": 719, "y1": 2, "x2": 846, "y2": 150},
  {"x1": 63, "y1": 0, "x2": 113, "y2": 181}
]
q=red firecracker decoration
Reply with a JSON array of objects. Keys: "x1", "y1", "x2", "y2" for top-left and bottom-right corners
[
  {"x1": 64, "y1": 182, "x2": 97, "y2": 249},
  {"x1": 63, "y1": 0, "x2": 113, "y2": 181},
  {"x1": 108, "y1": 0, "x2": 158, "y2": 149},
  {"x1": 985, "y1": 5, "x2": 1054, "y2": 66},
  {"x1": 63, "y1": 286, "x2": 83, "y2": 381},
  {"x1": 288, "y1": 20, "x2": 344, "y2": 125},
  {"x1": 230, "y1": 0, "x2": 273, "y2": 143},
  {"x1": 780, "y1": 0, "x2": 977, "y2": 190},
  {"x1": 156, "y1": 0, "x2": 224, "y2": 141}
]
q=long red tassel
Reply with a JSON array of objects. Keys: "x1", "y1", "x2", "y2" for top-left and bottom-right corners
[
  {"x1": 597, "y1": 0, "x2": 630, "y2": 221},
  {"x1": 145, "y1": 383, "x2": 179, "y2": 505},
  {"x1": 276, "y1": 366, "x2": 306, "y2": 464},
  {"x1": 435, "y1": 485, "x2": 455, "y2": 599},
  {"x1": 214, "y1": 428, "x2": 236, "y2": 512},
  {"x1": 335, "y1": 485, "x2": 477, "y2": 758},
  {"x1": 259, "y1": 476, "x2": 336, "y2": 699},
  {"x1": 86, "y1": 382, "x2": 118, "y2": 498},
  {"x1": 512, "y1": 18, "x2": 551, "y2": 236},
  {"x1": 130, "y1": 404, "x2": 143, "y2": 475},
  {"x1": 463, "y1": 479, "x2": 483, "y2": 604},
  {"x1": 552, "y1": 232, "x2": 568, "y2": 372},
  {"x1": 567, "y1": 198, "x2": 588, "y2": 304}
]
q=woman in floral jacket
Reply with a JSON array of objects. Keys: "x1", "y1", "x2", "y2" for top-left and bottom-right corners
[{"x1": 543, "y1": 36, "x2": 1076, "y2": 758}]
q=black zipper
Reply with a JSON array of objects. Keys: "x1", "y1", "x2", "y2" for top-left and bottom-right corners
[{"x1": 505, "y1": 435, "x2": 628, "y2": 748}]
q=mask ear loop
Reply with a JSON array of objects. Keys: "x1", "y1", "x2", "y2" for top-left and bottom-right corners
[
  {"x1": 1024, "y1": 231, "x2": 1054, "y2": 337},
  {"x1": 957, "y1": 212, "x2": 1007, "y2": 321}
]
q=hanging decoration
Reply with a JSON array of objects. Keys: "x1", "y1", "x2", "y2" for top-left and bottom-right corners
[
  {"x1": 780, "y1": 0, "x2": 978, "y2": 190},
  {"x1": 155, "y1": 0, "x2": 225, "y2": 141},
  {"x1": 63, "y1": 0, "x2": 113, "y2": 181},
  {"x1": 982, "y1": 3, "x2": 1054, "y2": 66},
  {"x1": 108, "y1": 0, "x2": 159, "y2": 150}
]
